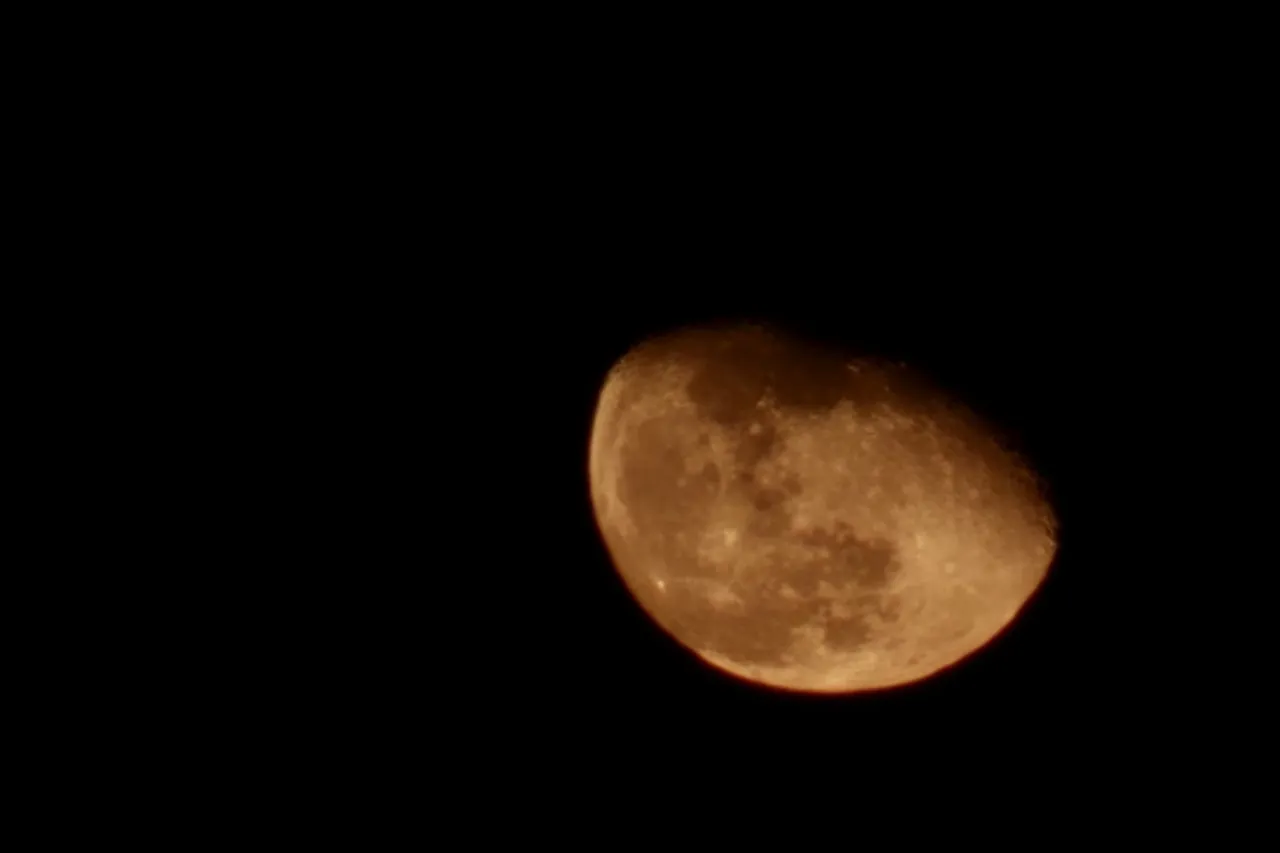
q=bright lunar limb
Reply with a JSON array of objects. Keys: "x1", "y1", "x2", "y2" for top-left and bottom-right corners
[{"x1": 588, "y1": 323, "x2": 1058, "y2": 693}]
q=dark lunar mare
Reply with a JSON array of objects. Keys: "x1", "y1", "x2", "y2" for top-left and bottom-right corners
[{"x1": 681, "y1": 327, "x2": 853, "y2": 428}]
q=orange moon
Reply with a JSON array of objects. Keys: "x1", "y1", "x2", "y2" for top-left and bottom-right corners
[{"x1": 588, "y1": 323, "x2": 1058, "y2": 693}]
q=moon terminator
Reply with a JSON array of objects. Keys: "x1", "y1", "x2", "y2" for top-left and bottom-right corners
[{"x1": 589, "y1": 323, "x2": 1056, "y2": 692}]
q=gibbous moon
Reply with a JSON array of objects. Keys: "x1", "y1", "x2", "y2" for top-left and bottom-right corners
[{"x1": 588, "y1": 323, "x2": 1057, "y2": 693}]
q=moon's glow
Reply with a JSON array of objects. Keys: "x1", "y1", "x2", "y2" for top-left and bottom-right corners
[{"x1": 588, "y1": 324, "x2": 1058, "y2": 693}]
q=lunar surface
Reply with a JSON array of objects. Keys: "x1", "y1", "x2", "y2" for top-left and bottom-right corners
[{"x1": 588, "y1": 323, "x2": 1057, "y2": 693}]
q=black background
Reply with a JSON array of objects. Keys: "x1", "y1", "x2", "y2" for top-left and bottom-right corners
[{"x1": 29, "y1": 10, "x2": 1267, "y2": 826}]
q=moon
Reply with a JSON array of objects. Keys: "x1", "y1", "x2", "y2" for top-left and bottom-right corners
[{"x1": 588, "y1": 323, "x2": 1058, "y2": 693}]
